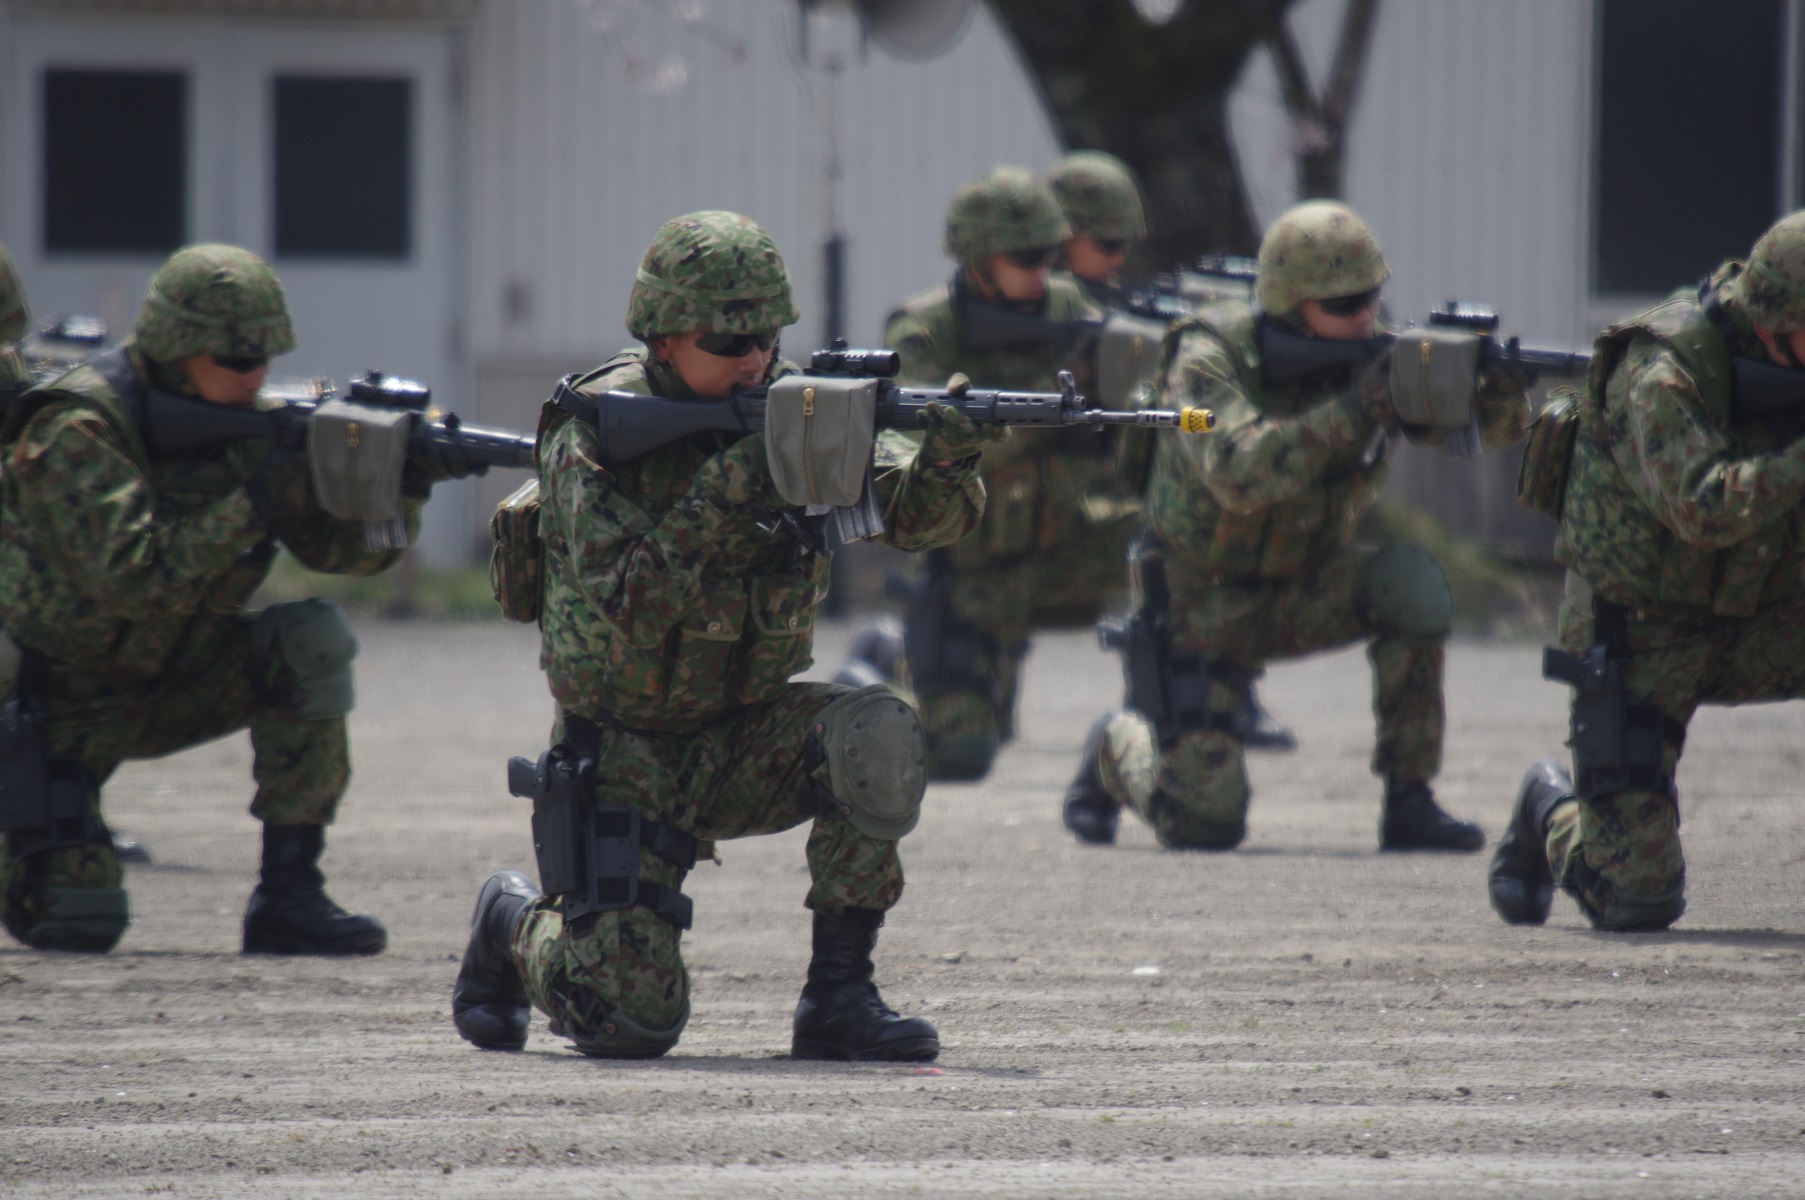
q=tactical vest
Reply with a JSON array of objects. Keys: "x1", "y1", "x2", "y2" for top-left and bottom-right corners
[
  {"x1": 1560, "y1": 291, "x2": 1800, "y2": 617},
  {"x1": 1148, "y1": 301, "x2": 1386, "y2": 586},
  {"x1": 0, "y1": 351, "x2": 276, "y2": 676},
  {"x1": 535, "y1": 350, "x2": 830, "y2": 734}
]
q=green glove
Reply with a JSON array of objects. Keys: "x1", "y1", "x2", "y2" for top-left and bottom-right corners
[{"x1": 918, "y1": 376, "x2": 1005, "y2": 464}]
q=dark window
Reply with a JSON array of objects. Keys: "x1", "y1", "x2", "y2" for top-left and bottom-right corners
[
  {"x1": 1594, "y1": 0, "x2": 1784, "y2": 293},
  {"x1": 42, "y1": 69, "x2": 186, "y2": 253},
  {"x1": 273, "y1": 76, "x2": 411, "y2": 258}
]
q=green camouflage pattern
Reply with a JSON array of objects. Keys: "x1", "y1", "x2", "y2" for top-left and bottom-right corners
[
  {"x1": 625, "y1": 212, "x2": 801, "y2": 340},
  {"x1": 1253, "y1": 202, "x2": 1388, "y2": 317},
  {"x1": 510, "y1": 691, "x2": 904, "y2": 1054},
  {"x1": 1729, "y1": 209, "x2": 1805, "y2": 332},
  {"x1": 0, "y1": 241, "x2": 27, "y2": 344},
  {"x1": 135, "y1": 245, "x2": 296, "y2": 363},
  {"x1": 1559, "y1": 268, "x2": 1805, "y2": 619},
  {"x1": 1095, "y1": 545, "x2": 1446, "y2": 847},
  {"x1": 943, "y1": 167, "x2": 1070, "y2": 266},
  {"x1": 536, "y1": 347, "x2": 983, "y2": 734},
  {"x1": 885, "y1": 276, "x2": 1135, "y2": 771},
  {"x1": 1045, "y1": 151, "x2": 1147, "y2": 243},
  {"x1": 0, "y1": 346, "x2": 415, "y2": 944}
]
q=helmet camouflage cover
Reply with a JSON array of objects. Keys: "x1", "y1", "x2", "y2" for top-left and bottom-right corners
[
  {"x1": 1733, "y1": 210, "x2": 1805, "y2": 333},
  {"x1": 943, "y1": 167, "x2": 1071, "y2": 266},
  {"x1": 1254, "y1": 200, "x2": 1389, "y2": 317},
  {"x1": 135, "y1": 244, "x2": 296, "y2": 362},
  {"x1": 627, "y1": 211, "x2": 801, "y2": 340},
  {"x1": 1045, "y1": 151, "x2": 1147, "y2": 243},
  {"x1": 0, "y1": 241, "x2": 26, "y2": 344}
]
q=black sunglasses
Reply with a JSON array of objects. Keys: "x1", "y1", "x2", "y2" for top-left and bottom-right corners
[
  {"x1": 694, "y1": 330, "x2": 779, "y2": 358},
  {"x1": 1004, "y1": 246, "x2": 1059, "y2": 270},
  {"x1": 1316, "y1": 288, "x2": 1381, "y2": 317},
  {"x1": 211, "y1": 354, "x2": 269, "y2": 373},
  {"x1": 1090, "y1": 238, "x2": 1129, "y2": 256}
]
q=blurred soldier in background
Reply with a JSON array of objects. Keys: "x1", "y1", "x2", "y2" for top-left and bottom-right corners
[
  {"x1": 0, "y1": 244, "x2": 437, "y2": 956},
  {"x1": 452, "y1": 212, "x2": 988, "y2": 1062},
  {"x1": 1062, "y1": 201, "x2": 1529, "y2": 852},
  {"x1": 841, "y1": 166, "x2": 1135, "y2": 781},
  {"x1": 1491, "y1": 211, "x2": 1805, "y2": 932},
  {"x1": 0, "y1": 244, "x2": 28, "y2": 399}
]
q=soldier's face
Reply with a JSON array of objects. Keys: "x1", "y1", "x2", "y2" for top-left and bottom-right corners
[
  {"x1": 653, "y1": 332, "x2": 773, "y2": 398},
  {"x1": 1065, "y1": 235, "x2": 1129, "y2": 285},
  {"x1": 1753, "y1": 324, "x2": 1805, "y2": 368},
  {"x1": 1297, "y1": 295, "x2": 1379, "y2": 341},
  {"x1": 979, "y1": 253, "x2": 1051, "y2": 304},
  {"x1": 179, "y1": 352, "x2": 268, "y2": 407}
]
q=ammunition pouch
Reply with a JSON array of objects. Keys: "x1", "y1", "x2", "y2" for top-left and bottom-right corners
[
  {"x1": 489, "y1": 477, "x2": 545, "y2": 624},
  {"x1": 1516, "y1": 387, "x2": 1581, "y2": 520},
  {"x1": 308, "y1": 398, "x2": 414, "y2": 552},
  {"x1": 0, "y1": 653, "x2": 106, "y2": 860},
  {"x1": 1542, "y1": 601, "x2": 1684, "y2": 801},
  {"x1": 764, "y1": 375, "x2": 878, "y2": 508},
  {"x1": 507, "y1": 717, "x2": 699, "y2": 931},
  {"x1": 1389, "y1": 326, "x2": 1483, "y2": 456},
  {"x1": 901, "y1": 552, "x2": 994, "y2": 700}
]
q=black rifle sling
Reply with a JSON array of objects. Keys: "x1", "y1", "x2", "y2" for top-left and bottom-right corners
[{"x1": 89, "y1": 348, "x2": 148, "y2": 432}]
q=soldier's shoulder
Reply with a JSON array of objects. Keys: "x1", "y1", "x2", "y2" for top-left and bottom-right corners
[
  {"x1": 569, "y1": 348, "x2": 654, "y2": 398},
  {"x1": 1044, "y1": 275, "x2": 1090, "y2": 320},
  {"x1": 890, "y1": 284, "x2": 953, "y2": 328}
]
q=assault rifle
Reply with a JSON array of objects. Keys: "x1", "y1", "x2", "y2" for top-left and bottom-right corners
[
  {"x1": 1257, "y1": 302, "x2": 1593, "y2": 389},
  {"x1": 555, "y1": 341, "x2": 1215, "y2": 542}
]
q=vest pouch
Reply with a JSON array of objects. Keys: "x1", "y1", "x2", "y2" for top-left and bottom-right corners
[
  {"x1": 765, "y1": 375, "x2": 878, "y2": 508},
  {"x1": 489, "y1": 477, "x2": 545, "y2": 623},
  {"x1": 739, "y1": 557, "x2": 829, "y2": 703},
  {"x1": 1389, "y1": 327, "x2": 1482, "y2": 454},
  {"x1": 666, "y1": 584, "x2": 748, "y2": 704},
  {"x1": 1516, "y1": 388, "x2": 1580, "y2": 520}
]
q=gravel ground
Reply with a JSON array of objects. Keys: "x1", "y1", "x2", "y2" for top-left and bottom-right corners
[{"x1": 3, "y1": 617, "x2": 1803, "y2": 1198}]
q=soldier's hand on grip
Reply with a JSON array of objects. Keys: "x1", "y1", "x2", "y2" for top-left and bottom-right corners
[
  {"x1": 403, "y1": 430, "x2": 488, "y2": 498},
  {"x1": 918, "y1": 397, "x2": 1001, "y2": 465}
]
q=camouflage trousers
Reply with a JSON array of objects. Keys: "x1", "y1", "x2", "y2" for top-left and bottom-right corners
[
  {"x1": 914, "y1": 518, "x2": 1133, "y2": 778},
  {"x1": 1097, "y1": 546, "x2": 1444, "y2": 847},
  {"x1": 1542, "y1": 574, "x2": 1805, "y2": 930},
  {"x1": 510, "y1": 682, "x2": 906, "y2": 1057},
  {"x1": 0, "y1": 606, "x2": 351, "y2": 942}
]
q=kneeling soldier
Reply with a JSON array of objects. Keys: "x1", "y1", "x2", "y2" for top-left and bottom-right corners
[
  {"x1": 1062, "y1": 202, "x2": 1528, "y2": 852},
  {"x1": 453, "y1": 212, "x2": 989, "y2": 1060},
  {"x1": 0, "y1": 245, "x2": 420, "y2": 954}
]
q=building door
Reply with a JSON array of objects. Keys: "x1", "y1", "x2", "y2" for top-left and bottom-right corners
[{"x1": 2, "y1": 14, "x2": 469, "y2": 563}]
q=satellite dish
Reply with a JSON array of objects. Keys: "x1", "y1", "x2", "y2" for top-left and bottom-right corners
[{"x1": 853, "y1": 0, "x2": 975, "y2": 61}]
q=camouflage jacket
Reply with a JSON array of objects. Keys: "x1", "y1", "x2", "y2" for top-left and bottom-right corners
[
  {"x1": 0, "y1": 346, "x2": 27, "y2": 397},
  {"x1": 536, "y1": 348, "x2": 984, "y2": 734},
  {"x1": 1561, "y1": 263, "x2": 1805, "y2": 619},
  {"x1": 0, "y1": 343, "x2": 416, "y2": 679},
  {"x1": 886, "y1": 272, "x2": 1129, "y2": 565}
]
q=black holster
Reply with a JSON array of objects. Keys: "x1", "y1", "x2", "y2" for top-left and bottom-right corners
[
  {"x1": 899, "y1": 549, "x2": 994, "y2": 699},
  {"x1": 506, "y1": 715, "x2": 699, "y2": 931},
  {"x1": 1541, "y1": 598, "x2": 1682, "y2": 801},
  {"x1": 1096, "y1": 542, "x2": 1244, "y2": 747},
  {"x1": 0, "y1": 655, "x2": 104, "y2": 860}
]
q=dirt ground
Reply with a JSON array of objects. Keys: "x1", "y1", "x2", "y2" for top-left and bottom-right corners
[{"x1": 3, "y1": 618, "x2": 1804, "y2": 1199}]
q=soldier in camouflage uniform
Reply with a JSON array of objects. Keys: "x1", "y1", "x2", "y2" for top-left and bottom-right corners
[
  {"x1": 1490, "y1": 210, "x2": 1805, "y2": 932},
  {"x1": 0, "y1": 243, "x2": 29, "y2": 398},
  {"x1": 1062, "y1": 201, "x2": 1529, "y2": 852},
  {"x1": 0, "y1": 244, "x2": 435, "y2": 955},
  {"x1": 1045, "y1": 150, "x2": 1146, "y2": 310},
  {"x1": 451, "y1": 212, "x2": 988, "y2": 1062},
  {"x1": 856, "y1": 166, "x2": 1134, "y2": 780}
]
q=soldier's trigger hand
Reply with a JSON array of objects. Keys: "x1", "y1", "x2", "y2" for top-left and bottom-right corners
[
  {"x1": 404, "y1": 432, "x2": 488, "y2": 497},
  {"x1": 245, "y1": 447, "x2": 316, "y2": 525},
  {"x1": 1354, "y1": 354, "x2": 1401, "y2": 431},
  {"x1": 703, "y1": 433, "x2": 783, "y2": 507},
  {"x1": 918, "y1": 400, "x2": 1002, "y2": 465}
]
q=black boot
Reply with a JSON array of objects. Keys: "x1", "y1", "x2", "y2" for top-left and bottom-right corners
[
  {"x1": 111, "y1": 831, "x2": 152, "y2": 865},
  {"x1": 1488, "y1": 759, "x2": 1571, "y2": 925},
  {"x1": 242, "y1": 825, "x2": 387, "y2": 955},
  {"x1": 1379, "y1": 780, "x2": 1484, "y2": 852},
  {"x1": 792, "y1": 908, "x2": 939, "y2": 1062},
  {"x1": 1061, "y1": 715, "x2": 1120, "y2": 845},
  {"x1": 452, "y1": 870, "x2": 541, "y2": 1050}
]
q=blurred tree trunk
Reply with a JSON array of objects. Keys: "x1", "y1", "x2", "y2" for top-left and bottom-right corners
[
  {"x1": 986, "y1": 0, "x2": 1298, "y2": 267},
  {"x1": 1269, "y1": 0, "x2": 1381, "y2": 199}
]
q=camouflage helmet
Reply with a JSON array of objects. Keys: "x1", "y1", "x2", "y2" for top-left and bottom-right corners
[
  {"x1": 1045, "y1": 151, "x2": 1147, "y2": 243},
  {"x1": 1254, "y1": 201, "x2": 1389, "y2": 317},
  {"x1": 1733, "y1": 210, "x2": 1805, "y2": 333},
  {"x1": 0, "y1": 242, "x2": 26, "y2": 345},
  {"x1": 943, "y1": 167, "x2": 1071, "y2": 266},
  {"x1": 627, "y1": 211, "x2": 801, "y2": 340},
  {"x1": 135, "y1": 244, "x2": 296, "y2": 362}
]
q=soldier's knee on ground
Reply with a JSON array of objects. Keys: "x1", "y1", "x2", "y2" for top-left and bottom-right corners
[
  {"x1": 569, "y1": 995, "x2": 691, "y2": 1059},
  {"x1": 252, "y1": 599, "x2": 359, "y2": 719},
  {"x1": 1105, "y1": 719, "x2": 1249, "y2": 850},
  {"x1": 1562, "y1": 852, "x2": 1686, "y2": 933},
  {"x1": 2, "y1": 842, "x2": 130, "y2": 951},
  {"x1": 1363, "y1": 543, "x2": 1453, "y2": 639},
  {"x1": 814, "y1": 685, "x2": 927, "y2": 839}
]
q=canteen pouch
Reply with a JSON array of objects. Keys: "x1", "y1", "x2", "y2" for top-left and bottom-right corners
[
  {"x1": 764, "y1": 375, "x2": 878, "y2": 508},
  {"x1": 308, "y1": 398, "x2": 414, "y2": 551},
  {"x1": 1389, "y1": 326, "x2": 1483, "y2": 456},
  {"x1": 490, "y1": 477, "x2": 545, "y2": 623},
  {"x1": 1516, "y1": 387, "x2": 1581, "y2": 520}
]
